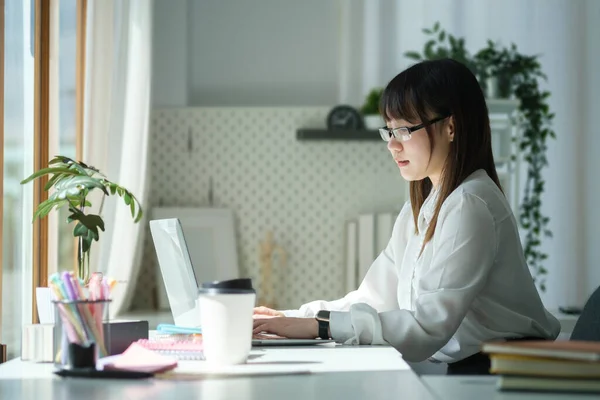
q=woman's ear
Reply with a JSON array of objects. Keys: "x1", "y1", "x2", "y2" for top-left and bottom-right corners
[{"x1": 447, "y1": 116, "x2": 455, "y2": 143}]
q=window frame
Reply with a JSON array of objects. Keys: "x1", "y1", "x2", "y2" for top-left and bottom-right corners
[
  {"x1": 31, "y1": 0, "x2": 51, "y2": 324},
  {"x1": 0, "y1": 0, "x2": 87, "y2": 332},
  {"x1": 0, "y1": 0, "x2": 5, "y2": 344},
  {"x1": 74, "y1": 0, "x2": 86, "y2": 274}
]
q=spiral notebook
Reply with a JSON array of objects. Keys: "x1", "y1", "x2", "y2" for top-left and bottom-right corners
[{"x1": 135, "y1": 338, "x2": 205, "y2": 361}]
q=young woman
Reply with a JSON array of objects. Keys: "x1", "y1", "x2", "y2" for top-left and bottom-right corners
[{"x1": 253, "y1": 58, "x2": 560, "y2": 374}]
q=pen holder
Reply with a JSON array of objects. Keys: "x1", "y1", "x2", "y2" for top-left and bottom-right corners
[{"x1": 52, "y1": 299, "x2": 111, "y2": 369}]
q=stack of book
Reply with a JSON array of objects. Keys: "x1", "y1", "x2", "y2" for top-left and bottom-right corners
[{"x1": 482, "y1": 340, "x2": 600, "y2": 394}]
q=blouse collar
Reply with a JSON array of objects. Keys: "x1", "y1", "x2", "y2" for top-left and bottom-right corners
[{"x1": 422, "y1": 187, "x2": 440, "y2": 226}]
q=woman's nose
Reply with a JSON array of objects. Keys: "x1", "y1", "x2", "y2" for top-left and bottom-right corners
[{"x1": 387, "y1": 137, "x2": 403, "y2": 152}]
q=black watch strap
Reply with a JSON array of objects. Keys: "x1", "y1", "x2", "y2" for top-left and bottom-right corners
[{"x1": 316, "y1": 310, "x2": 331, "y2": 339}]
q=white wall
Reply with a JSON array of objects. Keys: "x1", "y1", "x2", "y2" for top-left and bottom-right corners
[
  {"x1": 529, "y1": 1, "x2": 587, "y2": 308},
  {"x1": 152, "y1": 0, "x2": 188, "y2": 107},
  {"x1": 152, "y1": 0, "x2": 341, "y2": 107},
  {"x1": 532, "y1": 0, "x2": 600, "y2": 308},
  {"x1": 583, "y1": 0, "x2": 600, "y2": 299}
]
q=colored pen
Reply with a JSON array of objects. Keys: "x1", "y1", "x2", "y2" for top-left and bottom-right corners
[{"x1": 62, "y1": 272, "x2": 92, "y2": 343}]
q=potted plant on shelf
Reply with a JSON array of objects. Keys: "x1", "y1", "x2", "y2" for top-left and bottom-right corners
[
  {"x1": 404, "y1": 22, "x2": 556, "y2": 292},
  {"x1": 21, "y1": 156, "x2": 143, "y2": 283},
  {"x1": 360, "y1": 87, "x2": 385, "y2": 129}
]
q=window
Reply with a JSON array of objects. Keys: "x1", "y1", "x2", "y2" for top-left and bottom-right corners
[
  {"x1": 0, "y1": 0, "x2": 85, "y2": 360},
  {"x1": 2, "y1": 0, "x2": 35, "y2": 360},
  {"x1": 48, "y1": 0, "x2": 77, "y2": 276}
]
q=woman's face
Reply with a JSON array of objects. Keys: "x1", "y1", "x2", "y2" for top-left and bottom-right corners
[{"x1": 386, "y1": 117, "x2": 454, "y2": 187}]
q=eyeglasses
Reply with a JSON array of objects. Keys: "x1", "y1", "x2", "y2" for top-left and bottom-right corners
[{"x1": 378, "y1": 115, "x2": 451, "y2": 142}]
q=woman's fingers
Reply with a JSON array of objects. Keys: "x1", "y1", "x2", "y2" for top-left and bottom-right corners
[
  {"x1": 253, "y1": 306, "x2": 273, "y2": 314},
  {"x1": 252, "y1": 317, "x2": 318, "y2": 339},
  {"x1": 252, "y1": 314, "x2": 278, "y2": 320},
  {"x1": 253, "y1": 318, "x2": 269, "y2": 332},
  {"x1": 253, "y1": 306, "x2": 284, "y2": 317},
  {"x1": 253, "y1": 323, "x2": 267, "y2": 334},
  {"x1": 253, "y1": 318, "x2": 281, "y2": 335}
]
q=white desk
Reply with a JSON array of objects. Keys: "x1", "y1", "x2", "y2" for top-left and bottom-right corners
[
  {"x1": 0, "y1": 345, "x2": 437, "y2": 400},
  {"x1": 422, "y1": 376, "x2": 600, "y2": 399}
]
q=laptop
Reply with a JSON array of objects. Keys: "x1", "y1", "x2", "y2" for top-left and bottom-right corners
[{"x1": 150, "y1": 218, "x2": 334, "y2": 346}]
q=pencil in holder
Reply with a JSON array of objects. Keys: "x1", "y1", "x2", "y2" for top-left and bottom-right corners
[{"x1": 52, "y1": 299, "x2": 111, "y2": 369}]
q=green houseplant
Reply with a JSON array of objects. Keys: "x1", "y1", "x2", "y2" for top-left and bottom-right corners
[
  {"x1": 360, "y1": 87, "x2": 384, "y2": 129},
  {"x1": 21, "y1": 156, "x2": 143, "y2": 282},
  {"x1": 405, "y1": 23, "x2": 556, "y2": 292}
]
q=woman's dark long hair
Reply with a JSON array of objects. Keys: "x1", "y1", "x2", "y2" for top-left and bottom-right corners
[{"x1": 380, "y1": 58, "x2": 502, "y2": 245}]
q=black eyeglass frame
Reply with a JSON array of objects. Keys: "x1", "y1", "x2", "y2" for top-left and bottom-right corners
[{"x1": 379, "y1": 115, "x2": 451, "y2": 142}]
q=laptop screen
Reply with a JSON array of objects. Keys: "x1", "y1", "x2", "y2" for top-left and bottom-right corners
[{"x1": 149, "y1": 218, "x2": 201, "y2": 327}]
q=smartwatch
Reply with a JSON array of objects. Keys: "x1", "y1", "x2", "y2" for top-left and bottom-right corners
[{"x1": 315, "y1": 310, "x2": 331, "y2": 339}]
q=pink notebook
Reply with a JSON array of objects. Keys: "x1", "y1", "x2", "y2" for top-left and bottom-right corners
[
  {"x1": 135, "y1": 338, "x2": 204, "y2": 360},
  {"x1": 102, "y1": 343, "x2": 178, "y2": 373},
  {"x1": 136, "y1": 338, "x2": 203, "y2": 351}
]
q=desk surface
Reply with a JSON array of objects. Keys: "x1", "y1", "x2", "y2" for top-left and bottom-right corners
[
  {"x1": 422, "y1": 376, "x2": 600, "y2": 400},
  {"x1": 0, "y1": 345, "x2": 437, "y2": 400}
]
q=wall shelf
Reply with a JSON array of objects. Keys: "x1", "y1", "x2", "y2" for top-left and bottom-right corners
[{"x1": 296, "y1": 129, "x2": 380, "y2": 141}]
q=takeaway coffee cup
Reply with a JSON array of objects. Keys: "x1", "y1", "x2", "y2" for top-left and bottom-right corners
[{"x1": 198, "y1": 278, "x2": 256, "y2": 365}]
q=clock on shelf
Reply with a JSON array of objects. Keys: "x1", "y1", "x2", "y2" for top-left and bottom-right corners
[{"x1": 326, "y1": 105, "x2": 363, "y2": 130}]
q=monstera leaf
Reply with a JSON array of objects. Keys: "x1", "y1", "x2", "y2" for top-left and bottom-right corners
[
  {"x1": 69, "y1": 210, "x2": 105, "y2": 253},
  {"x1": 20, "y1": 155, "x2": 143, "y2": 281}
]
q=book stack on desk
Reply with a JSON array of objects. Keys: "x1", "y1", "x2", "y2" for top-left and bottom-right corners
[{"x1": 482, "y1": 340, "x2": 600, "y2": 394}]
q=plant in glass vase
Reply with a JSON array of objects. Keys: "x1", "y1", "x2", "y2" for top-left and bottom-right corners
[{"x1": 21, "y1": 156, "x2": 143, "y2": 282}]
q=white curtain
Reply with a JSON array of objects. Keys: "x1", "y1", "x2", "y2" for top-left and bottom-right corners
[
  {"x1": 339, "y1": 0, "x2": 600, "y2": 310},
  {"x1": 83, "y1": 0, "x2": 153, "y2": 318}
]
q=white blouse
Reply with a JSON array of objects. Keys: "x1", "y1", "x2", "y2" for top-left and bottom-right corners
[{"x1": 283, "y1": 169, "x2": 560, "y2": 363}]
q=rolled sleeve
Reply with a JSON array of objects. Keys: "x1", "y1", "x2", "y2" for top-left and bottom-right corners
[
  {"x1": 330, "y1": 311, "x2": 354, "y2": 342},
  {"x1": 331, "y1": 303, "x2": 388, "y2": 345}
]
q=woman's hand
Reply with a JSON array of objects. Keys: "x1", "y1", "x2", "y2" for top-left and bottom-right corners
[
  {"x1": 253, "y1": 306, "x2": 284, "y2": 319},
  {"x1": 253, "y1": 317, "x2": 318, "y2": 339}
]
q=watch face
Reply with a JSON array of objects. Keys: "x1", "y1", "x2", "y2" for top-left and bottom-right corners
[
  {"x1": 316, "y1": 310, "x2": 331, "y2": 321},
  {"x1": 327, "y1": 105, "x2": 363, "y2": 130}
]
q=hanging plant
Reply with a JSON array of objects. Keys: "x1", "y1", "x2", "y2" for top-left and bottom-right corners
[{"x1": 405, "y1": 23, "x2": 556, "y2": 292}]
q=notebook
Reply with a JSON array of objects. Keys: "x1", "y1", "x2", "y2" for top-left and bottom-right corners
[
  {"x1": 490, "y1": 354, "x2": 600, "y2": 378},
  {"x1": 482, "y1": 340, "x2": 600, "y2": 362},
  {"x1": 498, "y1": 375, "x2": 600, "y2": 393},
  {"x1": 135, "y1": 338, "x2": 204, "y2": 361}
]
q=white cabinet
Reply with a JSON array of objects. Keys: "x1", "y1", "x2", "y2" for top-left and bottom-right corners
[{"x1": 488, "y1": 99, "x2": 520, "y2": 215}]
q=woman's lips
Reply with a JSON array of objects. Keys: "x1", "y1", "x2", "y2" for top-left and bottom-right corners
[{"x1": 396, "y1": 160, "x2": 409, "y2": 167}]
